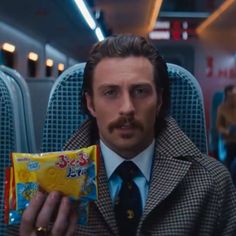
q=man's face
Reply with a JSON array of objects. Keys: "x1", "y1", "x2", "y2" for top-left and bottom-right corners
[
  {"x1": 227, "y1": 87, "x2": 236, "y2": 105},
  {"x1": 233, "y1": 88, "x2": 236, "y2": 104},
  {"x1": 86, "y1": 56, "x2": 162, "y2": 158}
]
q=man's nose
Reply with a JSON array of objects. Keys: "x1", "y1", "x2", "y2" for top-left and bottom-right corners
[{"x1": 119, "y1": 93, "x2": 135, "y2": 116}]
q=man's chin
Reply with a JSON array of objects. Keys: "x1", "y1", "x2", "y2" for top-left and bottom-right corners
[
  {"x1": 112, "y1": 141, "x2": 143, "y2": 159},
  {"x1": 114, "y1": 127, "x2": 138, "y2": 138},
  {"x1": 113, "y1": 138, "x2": 141, "y2": 151}
]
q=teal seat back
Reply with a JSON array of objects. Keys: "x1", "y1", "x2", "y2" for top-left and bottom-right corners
[
  {"x1": 0, "y1": 66, "x2": 36, "y2": 235},
  {"x1": 0, "y1": 65, "x2": 36, "y2": 153},
  {"x1": 168, "y1": 63, "x2": 207, "y2": 154},
  {"x1": 41, "y1": 63, "x2": 87, "y2": 152},
  {"x1": 0, "y1": 71, "x2": 24, "y2": 235}
]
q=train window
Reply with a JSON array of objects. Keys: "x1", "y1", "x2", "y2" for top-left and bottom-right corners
[
  {"x1": 28, "y1": 52, "x2": 39, "y2": 77},
  {"x1": 46, "y1": 59, "x2": 53, "y2": 77},
  {"x1": 1, "y1": 43, "x2": 16, "y2": 68},
  {"x1": 58, "y1": 63, "x2": 64, "y2": 76}
]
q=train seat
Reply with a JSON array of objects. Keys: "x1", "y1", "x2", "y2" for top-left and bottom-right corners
[
  {"x1": 26, "y1": 78, "x2": 55, "y2": 152},
  {"x1": 168, "y1": 63, "x2": 207, "y2": 154},
  {"x1": 41, "y1": 62, "x2": 207, "y2": 154},
  {"x1": 0, "y1": 65, "x2": 36, "y2": 153},
  {"x1": 41, "y1": 63, "x2": 87, "y2": 152},
  {"x1": 0, "y1": 71, "x2": 26, "y2": 235}
]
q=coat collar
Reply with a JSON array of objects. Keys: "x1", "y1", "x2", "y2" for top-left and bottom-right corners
[
  {"x1": 136, "y1": 153, "x2": 193, "y2": 235},
  {"x1": 64, "y1": 116, "x2": 202, "y2": 235},
  {"x1": 139, "y1": 116, "x2": 202, "y2": 230},
  {"x1": 95, "y1": 154, "x2": 119, "y2": 235}
]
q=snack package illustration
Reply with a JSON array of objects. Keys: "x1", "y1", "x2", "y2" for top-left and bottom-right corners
[{"x1": 4, "y1": 145, "x2": 99, "y2": 225}]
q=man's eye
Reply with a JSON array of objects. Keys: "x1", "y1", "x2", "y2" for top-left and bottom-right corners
[
  {"x1": 104, "y1": 90, "x2": 116, "y2": 97},
  {"x1": 133, "y1": 87, "x2": 149, "y2": 97},
  {"x1": 136, "y1": 88, "x2": 145, "y2": 94}
]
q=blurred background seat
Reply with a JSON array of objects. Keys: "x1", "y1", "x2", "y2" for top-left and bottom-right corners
[
  {"x1": 209, "y1": 91, "x2": 225, "y2": 161},
  {"x1": 26, "y1": 78, "x2": 55, "y2": 152},
  {"x1": 0, "y1": 65, "x2": 36, "y2": 153},
  {"x1": 0, "y1": 70, "x2": 26, "y2": 235},
  {"x1": 41, "y1": 62, "x2": 207, "y2": 154}
]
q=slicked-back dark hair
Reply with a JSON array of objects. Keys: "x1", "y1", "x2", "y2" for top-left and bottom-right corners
[{"x1": 82, "y1": 34, "x2": 170, "y2": 136}]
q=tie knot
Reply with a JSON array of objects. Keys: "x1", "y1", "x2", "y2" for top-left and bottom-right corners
[{"x1": 116, "y1": 161, "x2": 140, "y2": 181}]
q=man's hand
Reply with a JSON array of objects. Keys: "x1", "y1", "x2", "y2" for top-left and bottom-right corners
[{"x1": 19, "y1": 191, "x2": 78, "y2": 236}]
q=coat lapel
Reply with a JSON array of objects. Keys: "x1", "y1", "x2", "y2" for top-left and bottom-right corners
[
  {"x1": 142, "y1": 155, "x2": 191, "y2": 219},
  {"x1": 94, "y1": 157, "x2": 119, "y2": 236},
  {"x1": 64, "y1": 121, "x2": 119, "y2": 235},
  {"x1": 141, "y1": 116, "x2": 202, "y2": 223}
]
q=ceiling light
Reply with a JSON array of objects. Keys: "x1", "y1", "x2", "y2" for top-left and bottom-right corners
[
  {"x1": 46, "y1": 59, "x2": 54, "y2": 67},
  {"x1": 2, "y1": 43, "x2": 15, "y2": 53},
  {"x1": 95, "y1": 27, "x2": 105, "y2": 41},
  {"x1": 74, "y1": 0, "x2": 96, "y2": 30},
  {"x1": 196, "y1": 0, "x2": 235, "y2": 34},
  {"x1": 28, "y1": 52, "x2": 38, "y2": 61},
  {"x1": 148, "y1": 0, "x2": 163, "y2": 32},
  {"x1": 58, "y1": 63, "x2": 64, "y2": 71}
]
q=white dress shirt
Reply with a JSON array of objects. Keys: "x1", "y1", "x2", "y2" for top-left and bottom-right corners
[{"x1": 100, "y1": 139, "x2": 155, "y2": 210}]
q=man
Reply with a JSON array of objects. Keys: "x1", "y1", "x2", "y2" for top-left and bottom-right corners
[
  {"x1": 20, "y1": 35, "x2": 236, "y2": 236},
  {"x1": 217, "y1": 85, "x2": 236, "y2": 182}
]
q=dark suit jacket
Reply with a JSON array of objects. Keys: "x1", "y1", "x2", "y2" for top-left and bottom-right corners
[{"x1": 64, "y1": 116, "x2": 236, "y2": 236}]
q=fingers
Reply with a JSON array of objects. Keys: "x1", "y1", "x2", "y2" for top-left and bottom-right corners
[
  {"x1": 65, "y1": 209, "x2": 78, "y2": 236},
  {"x1": 35, "y1": 191, "x2": 62, "y2": 229},
  {"x1": 20, "y1": 191, "x2": 47, "y2": 235},
  {"x1": 20, "y1": 191, "x2": 78, "y2": 236},
  {"x1": 51, "y1": 197, "x2": 78, "y2": 236}
]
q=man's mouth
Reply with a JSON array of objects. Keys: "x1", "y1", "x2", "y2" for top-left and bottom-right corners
[
  {"x1": 108, "y1": 117, "x2": 143, "y2": 133},
  {"x1": 119, "y1": 122, "x2": 134, "y2": 129}
]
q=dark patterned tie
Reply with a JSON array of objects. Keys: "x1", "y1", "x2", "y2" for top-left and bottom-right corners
[{"x1": 114, "y1": 161, "x2": 142, "y2": 236}]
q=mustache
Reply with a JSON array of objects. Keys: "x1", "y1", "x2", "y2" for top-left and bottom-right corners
[{"x1": 108, "y1": 116, "x2": 143, "y2": 133}]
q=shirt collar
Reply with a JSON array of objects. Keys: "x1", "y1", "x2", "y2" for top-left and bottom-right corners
[{"x1": 100, "y1": 139, "x2": 155, "y2": 182}]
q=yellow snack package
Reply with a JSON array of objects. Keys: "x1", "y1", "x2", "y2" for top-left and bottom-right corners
[{"x1": 6, "y1": 145, "x2": 99, "y2": 225}]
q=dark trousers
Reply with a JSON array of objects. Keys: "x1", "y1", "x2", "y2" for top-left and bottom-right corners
[
  {"x1": 225, "y1": 142, "x2": 236, "y2": 184},
  {"x1": 225, "y1": 142, "x2": 236, "y2": 168}
]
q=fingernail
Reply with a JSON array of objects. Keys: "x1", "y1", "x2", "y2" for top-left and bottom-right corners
[
  {"x1": 50, "y1": 191, "x2": 61, "y2": 200},
  {"x1": 62, "y1": 196, "x2": 70, "y2": 205},
  {"x1": 35, "y1": 190, "x2": 46, "y2": 200},
  {"x1": 38, "y1": 185, "x2": 47, "y2": 193}
]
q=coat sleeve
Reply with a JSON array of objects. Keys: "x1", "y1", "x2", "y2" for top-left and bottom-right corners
[
  {"x1": 216, "y1": 105, "x2": 229, "y2": 136},
  {"x1": 215, "y1": 169, "x2": 236, "y2": 235}
]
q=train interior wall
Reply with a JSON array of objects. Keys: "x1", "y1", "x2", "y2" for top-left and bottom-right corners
[
  {"x1": 157, "y1": 40, "x2": 236, "y2": 157},
  {"x1": 1, "y1": 20, "x2": 236, "y2": 155},
  {"x1": 0, "y1": 22, "x2": 78, "y2": 79}
]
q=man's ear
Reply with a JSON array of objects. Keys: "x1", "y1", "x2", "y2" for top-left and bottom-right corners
[{"x1": 85, "y1": 92, "x2": 96, "y2": 117}]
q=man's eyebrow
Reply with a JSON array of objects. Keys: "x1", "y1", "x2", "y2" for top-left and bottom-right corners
[
  {"x1": 132, "y1": 83, "x2": 153, "y2": 87},
  {"x1": 97, "y1": 84, "x2": 119, "y2": 91},
  {"x1": 130, "y1": 83, "x2": 154, "y2": 90},
  {"x1": 98, "y1": 84, "x2": 119, "y2": 88},
  {"x1": 97, "y1": 82, "x2": 153, "y2": 89}
]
